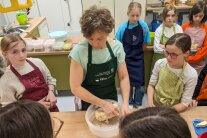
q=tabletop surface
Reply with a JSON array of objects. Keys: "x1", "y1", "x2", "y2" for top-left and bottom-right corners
[{"x1": 51, "y1": 106, "x2": 207, "y2": 138}]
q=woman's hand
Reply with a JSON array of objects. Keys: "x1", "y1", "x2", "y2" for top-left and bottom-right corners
[
  {"x1": 46, "y1": 90, "x2": 57, "y2": 108},
  {"x1": 38, "y1": 97, "x2": 51, "y2": 109},
  {"x1": 121, "y1": 104, "x2": 131, "y2": 115},
  {"x1": 101, "y1": 101, "x2": 120, "y2": 116}
]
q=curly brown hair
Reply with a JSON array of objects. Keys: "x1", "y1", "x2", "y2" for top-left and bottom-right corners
[{"x1": 80, "y1": 5, "x2": 114, "y2": 38}]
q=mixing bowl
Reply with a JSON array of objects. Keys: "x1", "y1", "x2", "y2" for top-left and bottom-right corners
[{"x1": 85, "y1": 100, "x2": 119, "y2": 138}]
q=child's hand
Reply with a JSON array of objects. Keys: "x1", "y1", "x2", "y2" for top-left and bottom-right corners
[
  {"x1": 46, "y1": 90, "x2": 57, "y2": 108},
  {"x1": 147, "y1": 101, "x2": 155, "y2": 107},
  {"x1": 160, "y1": 44, "x2": 165, "y2": 49},
  {"x1": 38, "y1": 97, "x2": 50, "y2": 109},
  {"x1": 190, "y1": 100, "x2": 198, "y2": 107}
]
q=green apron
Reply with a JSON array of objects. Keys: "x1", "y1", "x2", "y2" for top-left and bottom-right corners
[
  {"x1": 151, "y1": 26, "x2": 176, "y2": 72},
  {"x1": 154, "y1": 62, "x2": 185, "y2": 107},
  {"x1": 81, "y1": 41, "x2": 118, "y2": 110}
]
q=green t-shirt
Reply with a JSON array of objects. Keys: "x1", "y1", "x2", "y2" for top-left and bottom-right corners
[{"x1": 69, "y1": 39, "x2": 125, "y2": 77}]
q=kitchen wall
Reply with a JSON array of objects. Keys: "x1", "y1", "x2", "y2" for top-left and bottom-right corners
[{"x1": 0, "y1": 13, "x2": 6, "y2": 26}]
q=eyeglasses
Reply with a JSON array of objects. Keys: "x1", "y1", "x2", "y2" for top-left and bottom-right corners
[
  {"x1": 52, "y1": 117, "x2": 64, "y2": 138},
  {"x1": 163, "y1": 50, "x2": 183, "y2": 59}
]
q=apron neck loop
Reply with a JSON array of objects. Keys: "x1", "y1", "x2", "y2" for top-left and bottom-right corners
[
  {"x1": 87, "y1": 41, "x2": 114, "y2": 64},
  {"x1": 88, "y1": 44, "x2": 92, "y2": 64}
]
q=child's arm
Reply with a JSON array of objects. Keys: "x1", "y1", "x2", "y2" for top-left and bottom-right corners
[
  {"x1": 154, "y1": 27, "x2": 164, "y2": 52},
  {"x1": 192, "y1": 65, "x2": 207, "y2": 99},
  {"x1": 147, "y1": 84, "x2": 155, "y2": 107},
  {"x1": 147, "y1": 59, "x2": 162, "y2": 107},
  {"x1": 173, "y1": 103, "x2": 188, "y2": 112}
]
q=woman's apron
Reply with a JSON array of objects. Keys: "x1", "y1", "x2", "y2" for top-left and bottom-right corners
[
  {"x1": 10, "y1": 59, "x2": 59, "y2": 112},
  {"x1": 185, "y1": 27, "x2": 206, "y2": 74},
  {"x1": 151, "y1": 26, "x2": 175, "y2": 72},
  {"x1": 80, "y1": 42, "x2": 118, "y2": 110},
  {"x1": 122, "y1": 21, "x2": 144, "y2": 86},
  {"x1": 154, "y1": 62, "x2": 185, "y2": 107}
]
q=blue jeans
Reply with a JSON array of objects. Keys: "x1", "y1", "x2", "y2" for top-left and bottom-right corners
[{"x1": 129, "y1": 86, "x2": 144, "y2": 106}]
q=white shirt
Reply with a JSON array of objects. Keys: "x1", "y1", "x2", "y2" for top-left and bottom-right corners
[
  {"x1": 149, "y1": 58, "x2": 198, "y2": 106},
  {"x1": 154, "y1": 23, "x2": 183, "y2": 54}
]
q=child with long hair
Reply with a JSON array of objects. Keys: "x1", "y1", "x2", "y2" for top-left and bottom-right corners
[{"x1": 182, "y1": 2, "x2": 207, "y2": 74}]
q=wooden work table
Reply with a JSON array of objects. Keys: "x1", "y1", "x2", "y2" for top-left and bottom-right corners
[{"x1": 51, "y1": 107, "x2": 207, "y2": 138}]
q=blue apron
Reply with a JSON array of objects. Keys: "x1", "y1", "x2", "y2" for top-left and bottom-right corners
[{"x1": 122, "y1": 21, "x2": 144, "y2": 86}]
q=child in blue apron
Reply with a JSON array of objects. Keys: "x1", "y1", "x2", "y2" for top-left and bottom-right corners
[
  {"x1": 70, "y1": 6, "x2": 130, "y2": 115},
  {"x1": 116, "y1": 2, "x2": 150, "y2": 107},
  {"x1": 147, "y1": 33, "x2": 198, "y2": 112}
]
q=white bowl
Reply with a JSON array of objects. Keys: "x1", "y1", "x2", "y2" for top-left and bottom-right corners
[
  {"x1": 49, "y1": 31, "x2": 68, "y2": 42},
  {"x1": 85, "y1": 100, "x2": 119, "y2": 138}
]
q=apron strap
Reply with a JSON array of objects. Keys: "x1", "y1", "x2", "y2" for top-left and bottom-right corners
[
  {"x1": 88, "y1": 41, "x2": 116, "y2": 64},
  {"x1": 10, "y1": 59, "x2": 37, "y2": 78},
  {"x1": 88, "y1": 44, "x2": 92, "y2": 65}
]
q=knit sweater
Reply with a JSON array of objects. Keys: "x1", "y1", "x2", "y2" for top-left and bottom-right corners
[{"x1": 0, "y1": 58, "x2": 56, "y2": 106}]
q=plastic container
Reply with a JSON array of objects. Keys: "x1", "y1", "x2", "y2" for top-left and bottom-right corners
[
  {"x1": 52, "y1": 42, "x2": 64, "y2": 51},
  {"x1": 32, "y1": 39, "x2": 44, "y2": 52},
  {"x1": 16, "y1": 11, "x2": 28, "y2": 25},
  {"x1": 151, "y1": 19, "x2": 162, "y2": 32},
  {"x1": 24, "y1": 39, "x2": 34, "y2": 52},
  {"x1": 149, "y1": 32, "x2": 155, "y2": 46},
  {"x1": 49, "y1": 31, "x2": 68, "y2": 42},
  {"x1": 85, "y1": 100, "x2": 119, "y2": 138},
  {"x1": 44, "y1": 39, "x2": 55, "y2": 52}
]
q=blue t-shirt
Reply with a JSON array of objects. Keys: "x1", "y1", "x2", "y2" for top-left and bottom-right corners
[{"x1": 115, "y1": 20, "x2": 150, "y2": 44}]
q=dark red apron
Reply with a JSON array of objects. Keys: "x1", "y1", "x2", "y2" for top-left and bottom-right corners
[{"x1": 10, "y1": 59, "x2": 58, "y2": 112}]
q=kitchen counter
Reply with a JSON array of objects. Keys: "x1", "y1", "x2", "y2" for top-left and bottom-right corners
[
  {"x1": 28, "y1": 36, "x2": 153, "y2": 90},
  {"x1": 51, "y1": 106, "x2": 207, "y2": 138},
  {"x1": 20, "y1": 16, "x2": 46, "y2": 38},
  {"x1": 146, "y1": 3, "x2": 192, "y2": 11},
  {"x1": 28, "y1": 36, "x2": 153, "y2": 56}
]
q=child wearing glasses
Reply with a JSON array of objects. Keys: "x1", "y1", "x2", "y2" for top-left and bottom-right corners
[
  {"x1": 147, "y1": 33, "x2": 198, "y2": 112},
  {"x1": 182, "y1": 2, "x2": 207, "y2": 74},
  {"x1": 0, "y1": 34, "x2": 58, "y2": 111},
  {"x1": 151, "y1": 6, "x2": 183, "y2": 72},
  {"x1": 0, "y1": 100, "x2": 53, "y2": 138}
]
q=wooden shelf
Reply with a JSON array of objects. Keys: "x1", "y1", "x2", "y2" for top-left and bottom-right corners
[{"x1": 146, "y1": 3, "x2": 192, "y2": 11}]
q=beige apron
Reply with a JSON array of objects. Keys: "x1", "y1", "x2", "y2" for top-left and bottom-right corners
[
  {"x1": 151, "y1": 26, "x2": 176, "y2": 73},
  {"x1": 154, "y1": 62, "x2": 185, "y2": 107},
  {"x1": 185, "y1": 27, "x2": 206, "y2": 74}
]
